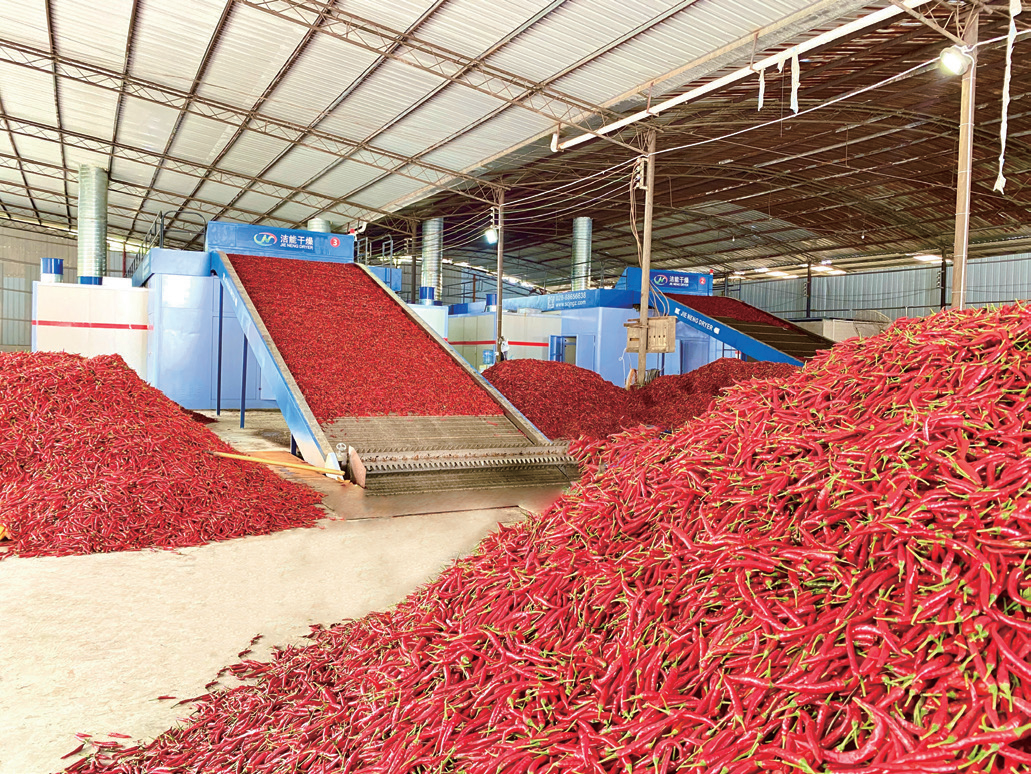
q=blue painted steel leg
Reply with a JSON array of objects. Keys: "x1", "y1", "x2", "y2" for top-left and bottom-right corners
[
  {"x1": 290, "y1": 435, "x2": 298, "y2": 458},
  {"x1": 216, "y1": 283, "x2": 224, "y2": 416},
  {"x1": 240, "y1": 337, "x2": 248, "y2": 429}
]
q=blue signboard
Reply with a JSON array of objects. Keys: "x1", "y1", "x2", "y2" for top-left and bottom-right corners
[
  {"x1": 205, "y1": 220, "x2": 355, "y2": 262},
  {"x1": 618, "y1": 267, "x2": 712, "y2": 295},
  {"x1": 503, "y1": 288, "x2": 638, "y2": 312}
]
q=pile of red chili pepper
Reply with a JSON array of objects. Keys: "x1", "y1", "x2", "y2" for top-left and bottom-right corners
[
  {"x1": 665, "y1": 293, "x2": 799, "y2": 331},
  {"x1": 69, "y1": 305, "x2": 1031, "y2": 773},
  {"x1": 634, "y1": 359, "x2": 798, "y2": 430},
  {"x1": 230, "y1": 255, "x2": 502, "y2": 423},
  {"x1": 483, "y1": 359, "x2": 644, "y2": 439},
  {"x1": 0, "y1": 352, "x2": 324, "y2": 558},
  {"x1": 485, "y1": 357, "x2": 795, "y2": 439}
]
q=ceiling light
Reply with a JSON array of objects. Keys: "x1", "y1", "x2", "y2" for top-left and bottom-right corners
[
  {"x1": 913, "y1": 254, "x2": 941, "y2": 263},
  {"x1": 811, "y1": 264, "x2": 834, "y2": 272},
  {"x1": 731, "y1": 271, "x2": 745, "y2": 277},
  {"x1": 940, "y1": 45, "x2": 973, "y2": 76},
  {"x1": 827, "y1": 269, "x2": 846, "y2": 275},
  {"x1": 820, "y1": 259, "x2": 832, "y2": 265},
  {"x1": 484, "y1": 227, "x2": 498, "y2": 245},
  {"x1": 769, "y1": 270, "x2": 791, "y2": 278},
  {"x1": 754, "y1": 267, "x2": 769, "y2": 273}
]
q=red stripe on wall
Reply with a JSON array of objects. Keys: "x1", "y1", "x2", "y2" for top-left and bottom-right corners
[
  {"x1": 32, "y1": 320, "x2": 151, "y2": 331},
  {"x1": 449, "y1": 340, "x2": 548, "y2": 347}
]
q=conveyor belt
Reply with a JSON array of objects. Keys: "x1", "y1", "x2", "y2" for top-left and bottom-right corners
[
  {"x1": 661, "y1": 293, "x2": 834, "y2": 365},
  {"x1": 212, "y1": 252, "x2": 577, "y2": 495}
]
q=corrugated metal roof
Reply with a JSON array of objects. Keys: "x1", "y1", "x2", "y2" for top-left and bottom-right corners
[
  {"x1": 5, "y1": 0, "x2": 1023, "y2": 285},
  {"x1": 130, "y1": 0, "x2": 228, "y2": 89}
]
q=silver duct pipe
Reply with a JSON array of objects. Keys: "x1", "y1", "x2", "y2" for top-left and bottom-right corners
[
  {"x1": 77, "y1": 164, "x2": 108, "y2": 283},
  {"x1": 571, "y1": 216, "x2": 592, "y2": 291},
  {"x1": 420, "y1": 217, "x2": 443, "y2": 304},
  {"x1": 307, "y1": 217, "x2": 334, "y2": 233}
]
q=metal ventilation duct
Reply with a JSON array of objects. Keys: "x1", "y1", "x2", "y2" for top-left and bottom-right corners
[
  {"x1": 420, "y1": 217, "x2": 443, "y2": 304},
  {"x1": 77, "y1": 164, "x2": 108, "y2": 284},
  {"x1": 307, "y1": 217, "x2": 334, "y2": 233},
  {"x1": 571, "y1": 216, "x2": 592, "y2": 292}
]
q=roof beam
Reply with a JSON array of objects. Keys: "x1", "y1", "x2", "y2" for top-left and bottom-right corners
[
  {"x1": 239, "y1": 0, "x2": 649, "y2": 137},
  {"x1": 885, "y1": 0, "x2": 964, "y2": 46},
  {"x1": 0, "y1": 38, "x2": 501, "y2": 204},
  {"x1": 42, "y1": 0, "x2": 72, "y2": 226},
  {"x1": 202, "y1": 0, "x2": 457, "y2": 232},
  {"x1": 105, "y1": 0, "x2": 142, "y2": 176},
  {"x1": 0, "y1": 113, "x2": 415, "y2": 236},
  {"x1": 0, "y1": 93, "x2": 43, "y2": 226}
]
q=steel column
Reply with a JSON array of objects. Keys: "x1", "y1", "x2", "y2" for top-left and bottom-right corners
[
  {"x1": 216, "y1": 282, "x2": 224, "y2": 416},
  {"x1": 950, "y1": 12, "x2": 978, "y2": 310},
  {"x1": 637, "y1": 131, "x2": 656, "y2": 387},
  {"x1": 495, "y1": 189, "x2": 505, "y2": 357},
  {"x1": 240, "y1": 337, "x2": 248, "y2": 429},
  {"x1": 805, "y1": 262, "x2": 813, "y2": 318}
]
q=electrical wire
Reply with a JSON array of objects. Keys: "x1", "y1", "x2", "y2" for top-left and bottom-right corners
[
  {"x1": 504, "y1": 158, "x2": 638, "y2": 206},
  {"x1": 504, "y1": 174, "x2": 633, "y2": 216},
  {"x1": 503, "y1": 186, "x2": 632, "y2": 224}
]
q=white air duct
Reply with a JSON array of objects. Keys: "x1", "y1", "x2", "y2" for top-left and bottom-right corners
[
  {"x1": 420, "y1": 217, "x2": 443, "y2": 304},
  {"x1": 77, "y1": 164, "x2": 108, "y2": 284},
  {"x1": 571, "y1": 216, "x2": 592, "y2": 292},
  {"x1": 307, "y1": 217, "x2": 334, "y2": 233}
]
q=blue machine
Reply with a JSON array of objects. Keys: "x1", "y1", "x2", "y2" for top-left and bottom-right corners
[
  {"x1": 142, "y1": 222, "x2": 402, "y2": 418},
  {"x1": 496, "y1": 269, "x2": 717, "y2": 386}
]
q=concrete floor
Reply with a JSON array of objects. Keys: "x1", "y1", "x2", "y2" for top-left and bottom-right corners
[{"x1": 0, "y1": 409, "x2": 567, "y2": 774}]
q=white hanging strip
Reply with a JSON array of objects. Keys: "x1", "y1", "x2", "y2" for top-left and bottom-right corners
[
  {"x1": 758, "y1": 69, "x2": 766, "y2": 111},
  {"x1": 994, "y1": 0, "x2": 1021, "y2": 193},
  {"x1": 790, "y1": 52, "x2": 800, "y2": 114}
]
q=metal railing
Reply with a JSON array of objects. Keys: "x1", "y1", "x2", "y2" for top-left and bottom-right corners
[{"x1": 129, "y1": 210, "x2": 208, "y2": 279}]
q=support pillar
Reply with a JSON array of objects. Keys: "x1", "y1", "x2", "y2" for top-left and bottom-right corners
[
  {"x1": 495, "y1": 190, "x2": 505, "y2": 358},
  {"x1": 951, "y1": 12, "x2": 978, "y2": 310},
  {"x1": 636, "y1": 132, "x2": 657, "y2": 386}
]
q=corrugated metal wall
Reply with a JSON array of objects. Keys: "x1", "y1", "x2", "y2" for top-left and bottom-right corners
[
  {"x1": 0, "y1": 227, "x2": 77, "y2": 351},
  {"x1": 733, "y1": 254, "x2": 1031, "y2": 322}
]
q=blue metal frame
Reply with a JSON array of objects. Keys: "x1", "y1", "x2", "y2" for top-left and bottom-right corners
[
  {"x1": 661, "y1": 295, "x2": 802, "y2": 365},
  {"x1": 209, "y1": 250, "x2": 340, "y2": 471}
]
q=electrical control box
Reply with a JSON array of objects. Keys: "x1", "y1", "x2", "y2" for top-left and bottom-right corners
[{"x1": 625, "y1": 316, "x2": 677, "y2": 353}]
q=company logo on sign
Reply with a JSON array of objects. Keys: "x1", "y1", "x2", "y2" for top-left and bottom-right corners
[
  {"x1": 700, "y1": 277, "x2": 706, "y2": 285},
  {"x1": 330, "y1": 237, "x2": 341, "y2": 248},
  {"x1": 254, "y1": 232, "x2": 278, "y2": 246},
  {"x1": 653, "y1": 275, "x2": 669, "y2": 285}
]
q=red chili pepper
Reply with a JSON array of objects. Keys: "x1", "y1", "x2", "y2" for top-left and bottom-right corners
[
  {"x1": 0, "y1": 352, "x2": 324, "y2": 559},
  {"x1": 65, "y1": 304, "x2": 1031, "y2": 774}
]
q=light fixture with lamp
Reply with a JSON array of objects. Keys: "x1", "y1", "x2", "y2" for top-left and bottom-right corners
[
  {"x1": 484, "y1": 227, "x2": 498, "y2": 245},
  {"x1": 940, "y1": 45, "x2": 974, "y2": 76},
  {"x1": 913, "y1": 254, "x2": 942, "y2": 263}
]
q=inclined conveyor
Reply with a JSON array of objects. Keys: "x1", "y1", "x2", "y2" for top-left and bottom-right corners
[{"x1": 211, "y1": 251, "x2": 577, "y2": 495}]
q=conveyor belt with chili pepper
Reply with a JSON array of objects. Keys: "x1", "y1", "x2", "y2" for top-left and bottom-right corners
[
  {"x1": 663, "y1": 292, "x2": 834, "y2": 362},
  {"x1": 216, "y1": 253, "x2": 577, "y2": 495}
]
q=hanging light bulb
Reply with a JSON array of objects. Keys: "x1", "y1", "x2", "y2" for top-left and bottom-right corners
[
  {"x1": 485, "y1": 206, "x2": 498, "y2": 244},
  {"x1": 940, "y1": 45, "x2": 973, "y2": 76}
]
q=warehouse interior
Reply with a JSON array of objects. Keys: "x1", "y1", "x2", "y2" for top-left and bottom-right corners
[{"x1": 3, "y1": 1, "x2": 1031, "y2": 772}]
